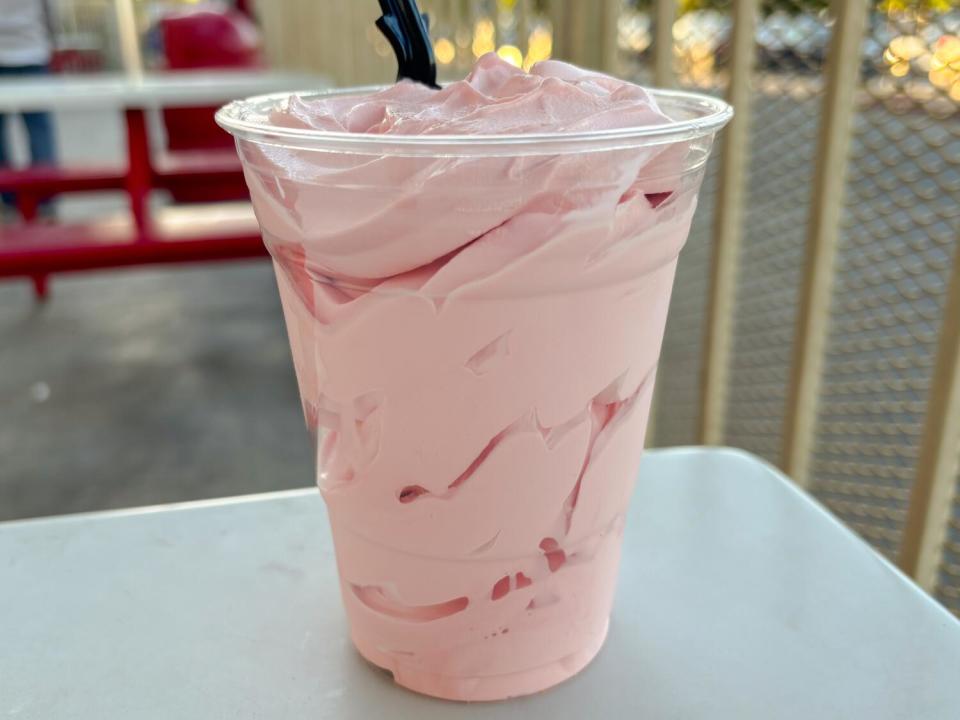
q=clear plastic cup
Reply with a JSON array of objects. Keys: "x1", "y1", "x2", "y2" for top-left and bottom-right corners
[{"x1": 217, "y1": 87, "x2": 731, "y2": 702}]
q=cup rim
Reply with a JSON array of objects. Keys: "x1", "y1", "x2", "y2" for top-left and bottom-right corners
[{"x1": 216, "y1": 85, "x2": 733, "y2": 155}]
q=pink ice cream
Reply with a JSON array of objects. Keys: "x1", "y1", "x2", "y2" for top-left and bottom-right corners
[{"x1": 227, "y1": 54, "x2": 716, "y2": 701}]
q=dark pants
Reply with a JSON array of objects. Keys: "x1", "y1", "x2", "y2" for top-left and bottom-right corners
[{"x1": 0, "y1": 64, "x2": 58, "y2": 210}]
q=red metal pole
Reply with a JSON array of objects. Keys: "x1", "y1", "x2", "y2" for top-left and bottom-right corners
[
  {"x1": 17, "y1": 194, "x2": 39, "y2": 222},
  {"x1": 31, "y1": 274, "x2": 50, "y2": 301},
  {"x1": 124, "y1": 108, "x2": 153, "y2": 238}
]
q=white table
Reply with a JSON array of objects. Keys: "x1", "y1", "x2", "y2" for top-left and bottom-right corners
[
  {"x1": 0, "y1": 70, "x2": 323, "y2": 112},
  {"x1": 2, "y1": 448, "x2": 958, "y2": 719}
]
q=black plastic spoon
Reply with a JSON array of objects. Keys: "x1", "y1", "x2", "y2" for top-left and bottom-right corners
[{"x1": 376, "y1": 0, "x2": 440, "y2": 89}]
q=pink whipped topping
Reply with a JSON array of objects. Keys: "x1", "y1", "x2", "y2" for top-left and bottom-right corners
[
  {"x1": 237, "y1": 54, "x2": 704, "y2": 701},
  {"x1": 274, "y1": 53, "x2": 671, "y2": 136}
]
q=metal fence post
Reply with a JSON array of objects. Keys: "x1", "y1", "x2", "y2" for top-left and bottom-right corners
[
  {"x1": 114, "y1": 0, "x2": 143, "y2": 77},
  {"x1": 516, "y1": 0, "x2": 530, "y2": 58},
  {"x1": 782, "y1": 0, "x2": 869, "y2": 485},
  {"x1": 653, "y1": 0, "x2": 676, "y2": 88},
  {"x1": 699, "y1": 0, "x2": 758, "y2": 445},
  {"x1": 546, "y1": 0, "x2": 567, "y2": 60},
  {"x1": 899, "y1": 254, "x2": 960, "y2": 588},
  {"x1": 599, "y1": 0, "x2": 621, "y2": 75},
  {"x1": 646, "y1": 0, "x2": 679, "y2": 447}
]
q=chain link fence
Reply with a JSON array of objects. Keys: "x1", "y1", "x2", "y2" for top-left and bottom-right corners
[
  {"x1": 807, "y1": 4, "x2": 959, "y2": 572},
  {"x1": 724, "y1": 5, "x2": 829, "y2": 465},
  {"x1": 942, "y1": 489, "x2": 960, "y2": 613},
  {"x1": 640, "y1": 1, "x2": 960, "y2": 615},
  {"x1": 653, "y1": 1, "x2": 732, "y2": 446}
]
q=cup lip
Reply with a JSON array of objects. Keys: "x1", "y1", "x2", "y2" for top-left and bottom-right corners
[{"x1": 215, "y1": 85, "x2": 733, "y2": 155}]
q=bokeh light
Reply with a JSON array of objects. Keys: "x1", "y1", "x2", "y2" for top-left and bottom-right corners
[
  {"x1": 472, "y1": 18, "x2": 496, "y2": 58},
  {"x1": 523, "y1": 26, "x2": 553, "y2": 70},
  {"x1": 496, "y1": 44, "x2": 523, "y2": 67},
  {"x1": 928, "y1": 35, "x2": 960, "y2": 99},
  {"x1": 434, "y1": 37, "x2": 456, "y2": 65}
]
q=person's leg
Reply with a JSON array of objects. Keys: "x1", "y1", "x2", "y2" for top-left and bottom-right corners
[
  {"x1": 0, "y1": 111, "x2": 13, "y2": 209},
  {"x1": 19, "y1": 65, "x2": 58, "y2": 217},
  {"x1": 20, "y1": 65, "x2": 58, "y2": 167},
  {"x1": 0, "y1": 61, "x2": 13, "y2": 209},
  {"x1": 23, "y1": 109, "x2": 57, "y2": 167},
  {"x1": 0, "y1": 111, "x2": 9, "y2": 166}
]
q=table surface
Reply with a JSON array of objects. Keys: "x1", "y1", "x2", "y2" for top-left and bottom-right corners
[
  {"x1": 0, "y1": 70, "x2": 325, "y2": 112},
  {"x1": 2, "y1": 447, "x2": 958, "y2": 719}
]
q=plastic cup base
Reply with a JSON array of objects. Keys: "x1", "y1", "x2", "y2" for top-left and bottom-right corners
[{"x1": 352, "y1": 617, "x2": 610, "y2": 703}]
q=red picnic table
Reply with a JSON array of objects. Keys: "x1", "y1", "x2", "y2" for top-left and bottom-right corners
[{"x1": 0, "y1": 71, "x2": 323, "y2": 298}]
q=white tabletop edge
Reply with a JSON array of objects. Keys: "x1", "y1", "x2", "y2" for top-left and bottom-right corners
[
  {"x1": 0, "y1": 447, "x2": 719, "y2": 529},
  {"x1": 660, "y1": 447, "x2": 960, "y2": 622},
  {"x1": 0, "y1": 486, "x2": 317, "y2": 529}
]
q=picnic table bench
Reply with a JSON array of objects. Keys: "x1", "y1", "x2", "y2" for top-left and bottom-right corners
[{"x1": 0, "y1": 71, "x2": 322, "y2": 298}]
